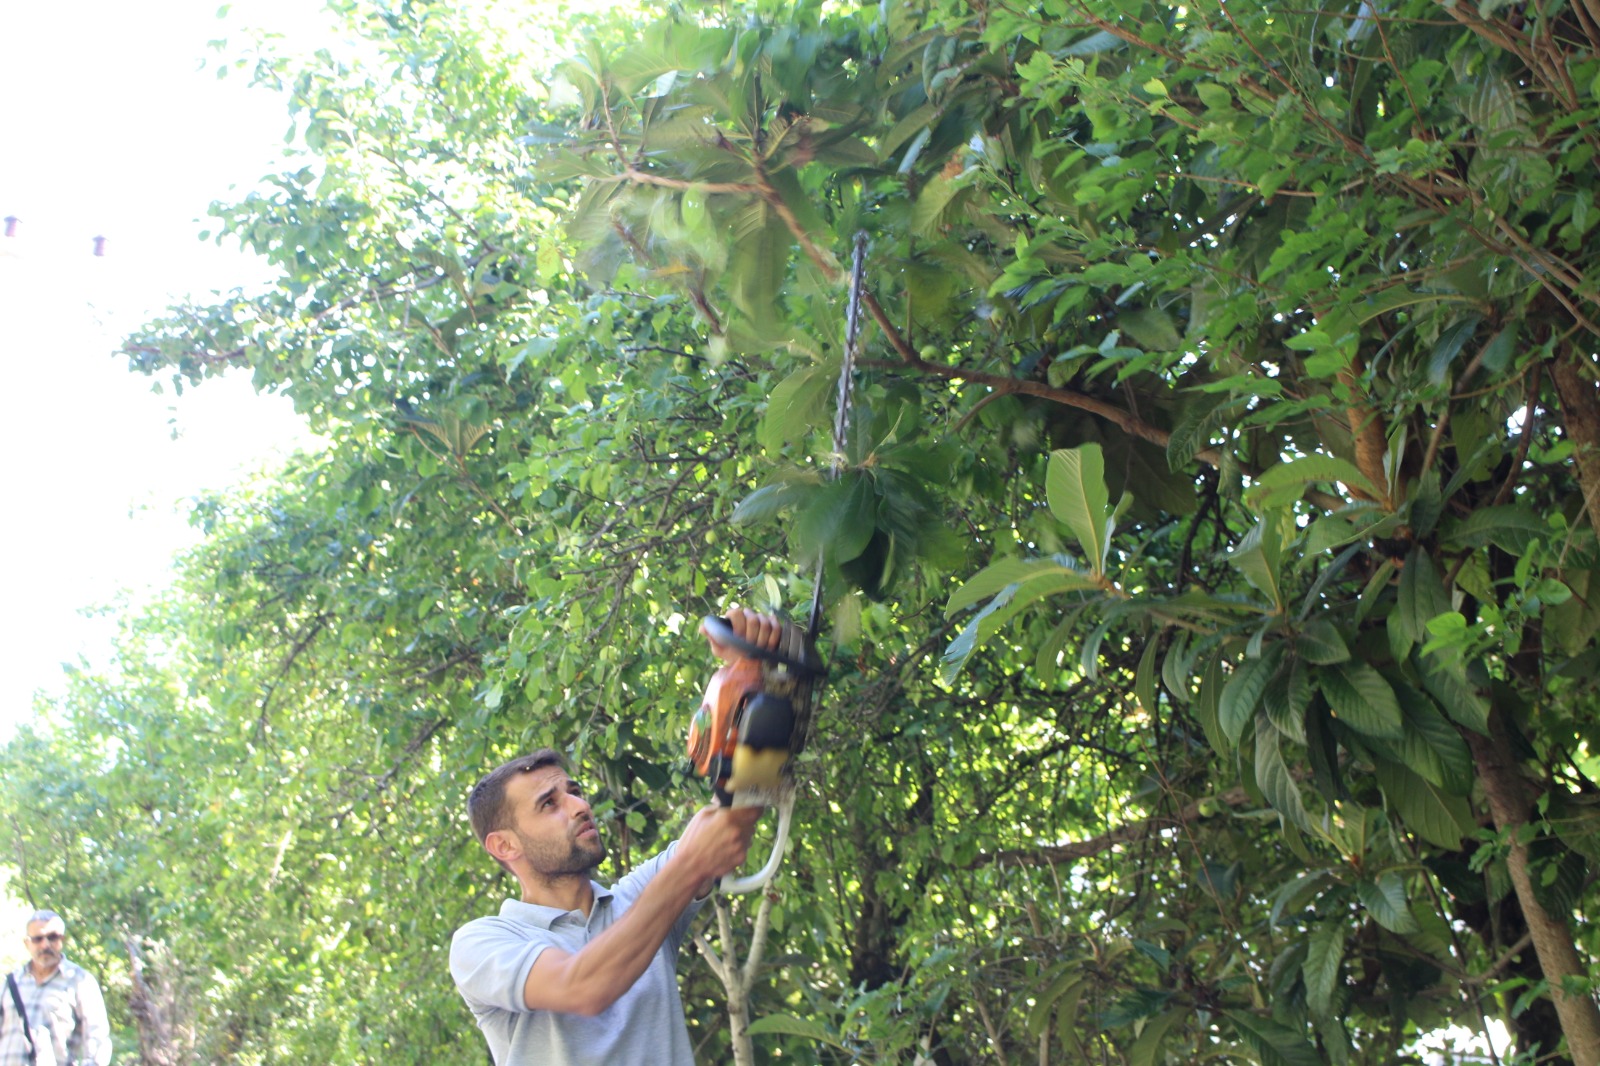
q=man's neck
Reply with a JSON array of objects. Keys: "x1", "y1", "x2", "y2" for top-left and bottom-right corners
[
  {"x1": 28, "y1": 960, "x2": 60, "y2": 983},
  {"x1": 520, "y1": 869, "x2": 597, "y2": 917}
]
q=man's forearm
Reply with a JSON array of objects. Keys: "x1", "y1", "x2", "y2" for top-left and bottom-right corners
[{"x1": 525, "y1": 854, "x2": 702, "y2": 1015}]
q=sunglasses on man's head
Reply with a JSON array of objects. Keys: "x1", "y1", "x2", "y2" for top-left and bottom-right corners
[{"x1": 28, "y1": 933, "x2": 63, "y2": 944}]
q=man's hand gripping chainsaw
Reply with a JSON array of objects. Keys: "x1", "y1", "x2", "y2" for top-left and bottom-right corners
[{"x1": 688, "y1": 615, "x2": 824, "y2": 893}]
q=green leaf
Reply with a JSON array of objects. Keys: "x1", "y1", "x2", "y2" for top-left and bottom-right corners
[
  {"x1": 1026, "y1": 965, "x2": 1088, "y2": 1038},
  {"x1": 941, "y1": 586, "x2": 1018, "y2": 682},
  {"x1": 1415, "y1": 656, "x2": 1490, "y2": 734},
  {"x1": 1224, "y1": 1010, "x2": 1322, "y2": 1066},
  {"x1": 1441, "y1": 505, "x2": 1548, "y2": 553},
  {"x1": 1426, "y1": 315, "x2": 1482, "y2": 384},
  {"x1": 1375, "y1": 760, "x2": 1474, "y2": 849},
  {"x1": 912, "y1": 172, "x2": 966, "y2": 238},
  {"x1": 1263, "y1": 657, "x2": 1310, "y2": 743},
  {"x1": 1047, "y1": 445, "x2": 1112, "y2": 574},
  {"x1": 1221, "y1": 650, "x2": 1279, "y2": 746},
  {"x1": 1246, "y1": 454, "x2": 1378, "y2": 511},
  {"x1": 945, "y1": 556, "x2": 1099, "y2": 616},
  {"x1": 1479, "y1": 326, "x2": 1516, "y2": 374},
  {"x1": 1224, "y1": 513, "x2": 1292, "y2": 610},
  {"x1": 1256, "y1": 714, "x2": 1310, "y2": 830},
  {"x1": 1303, "y1": 920, "x2": 1346, "y2": 1017},
  {"x1": 731, "y1": 476, "x2": 818, "y2": 526},
  {"x1": 1297, "y1": 620, "x2": 1350, "y2": 664},
  {"x1": 1320, "y1": 661, "x2": 1404, "y2": 740},
  {"x1": 1391, "y1": 548, "x2": 1451, "y2": 662},
  {"x1": 1195, "y1": 654, "x2": 1230, "y2": 756},
  {"x1": 1394, "y1": 681, "x2": 1473, "y2": 794},
  {"x1": 1270, "y1": 868, "x2": 1338, "y2": 927},
  {"x1": 793, "y1": 472, "x2": 879, "y2": 565},
  {"x1": 1128, "y1": 1008, "x2": 1185, "y2": 1066},
  {"x1": 745, "y1": 1012, "x2": 849, "y2": 1048},
  {"x1": 1161, "y1": 630, "x2": 1196, "y2": 704},
  {"x1": 1118, "y1": 307, "x2": 1182, "y2": 350},
  {"x1": 1355, "y1": 871, "x2": 1420, "y2": 934},
  {"x1": 759, "y1": 365, "x2": 833, "y2": 453},
  {"x1": 1135, "y1": 636, "x2": 1160, "y2": 718}
]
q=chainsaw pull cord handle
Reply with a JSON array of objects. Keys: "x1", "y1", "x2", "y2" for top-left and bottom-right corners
[{"x1": 715, "y1": 233, "x2": 867, "y2": 896}]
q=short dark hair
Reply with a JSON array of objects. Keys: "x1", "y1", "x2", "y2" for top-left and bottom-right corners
[{"x1": 467, "y1": 749, "x2": 566, "y2": 847}]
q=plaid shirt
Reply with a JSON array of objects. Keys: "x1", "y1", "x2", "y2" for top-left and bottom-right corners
[
  {"x1": 1, "y1": 973, "x2": 57, "y2": 1066},
  {"x1": 7, "y1": 962, "x2": 107, "y2": 1066}
]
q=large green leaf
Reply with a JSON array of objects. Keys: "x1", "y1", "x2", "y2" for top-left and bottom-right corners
[
  {"x1": 1245, "y1": 454, "x2": 1379, "y2": 511},
  {"x1": 1127, "y1": 1008, "x2": 1186, "y2": 1066},
  {"x1": 1296, "y1": 619, "x2": 1350, "y2": 664},
  {"x1": 1355, "y1": 871, "x2": 1420, "y2": 934},
  {"x1": 1262, "y1": 657, "x2": 1310, "y2": 743},
  {"x1": 1375, "y1": 760, "x2": 1474, "y2": 849},
  {"x1": 1319, "y1": 661, "x2": 1404, "y2": 740},
  {"x1": 944, "y1": 555, "x2": 1100, "y2": 616},
  {"x1": 1046, "y1": 444, "x2": 1112, "y2": 575},
  {"x1": 1393, "y1": 680, "x2": 1473, "y2": 794},
  {"x1": 1224, "y1": 1010, "x2": 1322, "y2": 1066},
  {"x1": 1303, "y1": 919, "x2": 1346, "y2": 1018},
  {"x1": 1390, "y1": 548, "x2": 1451, "y2": 662},
  {"x1": 759, "y1": 365, "x2": 834, "y2": 453},
  {"x1": 793, "y1": 471, "x2": 879, "y2": 565},
  {"x1": 1195, "y1": 654, "x2": 1230, "y2": 755},
  {"x1": 1221, "y1": 650, "x2": 1280, "y2": 746},
  {"x1": 745, "y1": 1012, "x2": 849, "y2": 1049},
  {"x1": 1225, "y1": 515, "x2": 1290, "y2": 611},
  {"x1": 1415, "y1": 656, "x2": 1491, "y2": 735},
  {"x1": 1256, "y1": 715, "x2": 1310, "y2": 830},
  {"x1": 1270, "y1": 868, "x2": 1339, "y2": 927},
  {"x1": 1440, "y1": 505, "x2": 1548, "y2": 553},
  {"x1": 1026, "y1": 964, "x2": 1088, "y2": 1038}
]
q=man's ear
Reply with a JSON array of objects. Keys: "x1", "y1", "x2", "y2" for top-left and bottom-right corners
[{"x1": 485, "y1": 829, "x2": 521, "y2": 866}]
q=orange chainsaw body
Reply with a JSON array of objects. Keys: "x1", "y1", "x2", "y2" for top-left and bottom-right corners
[
  {"x1": 687, "y1": 657, "x2": 763, "y2": 780},
  {"x1": 688, "y1": 617, "x2": 820, "y2": 807}
]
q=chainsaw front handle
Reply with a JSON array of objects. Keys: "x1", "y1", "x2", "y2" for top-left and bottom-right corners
[
  {"x1": 702, "y1": 615, "x2": 825, "y2": 676},
  {"x1": 720, "y1": 789, "x2": 795, "y2": 895}
]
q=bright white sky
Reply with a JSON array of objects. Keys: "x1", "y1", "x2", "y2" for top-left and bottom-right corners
[{"x1": 0, "y1": 0, "x2": 341, "y2": 740}]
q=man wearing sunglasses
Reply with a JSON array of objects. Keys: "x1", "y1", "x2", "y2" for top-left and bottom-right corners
[{"x1": 8, "y1": 912, "x2": 110, "y2": 1066}]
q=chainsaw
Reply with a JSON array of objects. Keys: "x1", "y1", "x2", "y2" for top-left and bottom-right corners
[
  {"x1": 685, "y1": 232, "x2": 866, "y2": 894},
  {"x1": 687, "y1": 614, "x2": 824, "y2": 893}
]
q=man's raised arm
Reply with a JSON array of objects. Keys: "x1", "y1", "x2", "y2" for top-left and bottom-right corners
[{"x1": 517, "y1": 803, "x2": 758, "y2": 1016}]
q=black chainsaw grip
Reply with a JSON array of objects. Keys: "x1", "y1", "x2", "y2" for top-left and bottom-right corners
[{"x1": 702, "y1": 615, "x2": 824, "y2": 675}]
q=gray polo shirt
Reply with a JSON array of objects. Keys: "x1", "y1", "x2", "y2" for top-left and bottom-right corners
[{"x1": 451, "y1": 845, "x2": 705, "y2": 1065}]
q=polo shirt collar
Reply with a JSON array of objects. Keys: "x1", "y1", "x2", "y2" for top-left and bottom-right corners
[{"x1": 499, "y1": 881, "x2": 613, "y2": 928}]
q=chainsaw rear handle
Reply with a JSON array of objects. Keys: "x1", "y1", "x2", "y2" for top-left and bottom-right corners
[
  {"x1": 702, "y1": 615, "x2": 825, "y2": 676},
  {"x1": 720, "y1": 789, "x2": 795, "y2": 895}
]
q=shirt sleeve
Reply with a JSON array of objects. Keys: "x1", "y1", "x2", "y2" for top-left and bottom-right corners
[
  {"x1": 33, "y1": 1021, "x2": 60, "y2": 1066},
  {"x1": 78, "y1": 973, "x2": 112, "y2": 1065},
  {"x1": 449, "y1": 920, "x2": 552, "y2": 1015}
]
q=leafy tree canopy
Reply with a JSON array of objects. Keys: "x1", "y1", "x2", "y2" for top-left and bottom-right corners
[{"x1": 7, "y1": 0, "x2": 1600, "y2": 1062}]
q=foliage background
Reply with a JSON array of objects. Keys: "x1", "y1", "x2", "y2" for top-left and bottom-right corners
[{"x1": 5, "y1": 0, "x2": 1600, "y2": 1062}]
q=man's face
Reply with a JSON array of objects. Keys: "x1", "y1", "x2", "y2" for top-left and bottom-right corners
[
  {"x1": 24, "y1": 917, "x2": 65, "y2": 972},
  {"x1": 497, "y1": 765, "x2": 606, "y2": 878}
]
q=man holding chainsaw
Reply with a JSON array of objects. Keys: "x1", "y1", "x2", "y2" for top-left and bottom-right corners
[{"x1": 450, "y1": 607, "x2": 786, "y2": 1066}]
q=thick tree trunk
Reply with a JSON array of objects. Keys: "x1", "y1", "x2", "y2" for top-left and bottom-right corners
[
  {"x1": 1550, "y1": 350, "x2": 1600, "y2": 535},
  {"x1": 1466, "y1": 716, "x2": 1600, "y2": 1066}
]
